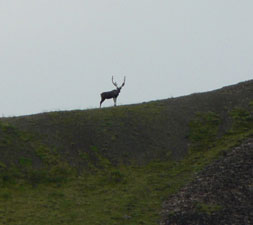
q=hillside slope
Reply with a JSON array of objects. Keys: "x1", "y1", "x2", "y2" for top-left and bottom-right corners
[
  {"x1": 2, "y1": 79, "x2": 253, "y2": 168},
  {"x1": 0, "y1": 80, "x2": 253, "y2": 225}
]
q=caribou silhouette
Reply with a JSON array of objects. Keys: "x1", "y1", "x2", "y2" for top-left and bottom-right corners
[{"x1": 100, "y1": 76, "x2": 126, "y2": 108}]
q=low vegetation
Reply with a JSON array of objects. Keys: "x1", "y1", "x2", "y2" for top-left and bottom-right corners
[{"x1": 0, "y1": 80, "x2": 253, "y2": 224}]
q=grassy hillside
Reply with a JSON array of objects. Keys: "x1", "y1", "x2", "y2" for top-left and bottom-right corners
[{"x1": 0, "y1": 80, "x2": 253, "y2": 224}]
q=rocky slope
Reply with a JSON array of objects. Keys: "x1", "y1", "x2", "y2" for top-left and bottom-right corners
[{"x1": 160, "y1": 138, "x2": 253, "y2": 225}]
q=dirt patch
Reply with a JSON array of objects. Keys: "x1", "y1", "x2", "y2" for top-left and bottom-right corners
[{"x1": 160, "y1": 138, "x2": 253, "y2": 225}]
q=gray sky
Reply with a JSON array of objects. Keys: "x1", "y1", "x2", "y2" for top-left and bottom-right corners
[{"x1": 1, "y1": 0, "x2": 253, "y2": 116}]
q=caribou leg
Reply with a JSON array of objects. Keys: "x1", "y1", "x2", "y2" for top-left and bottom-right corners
[
  {"x1": 100, "y1": 97, "x2": 105, "y2": 108},
  {"x1": 113, "y1": 98, "x2": 117, "y2": 107}
]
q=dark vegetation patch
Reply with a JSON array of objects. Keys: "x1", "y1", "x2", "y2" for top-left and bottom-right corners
[
  {"x1": 0, "y1": 80, "x2": 252, "y2": 224},
  {"x1": 0, "y1": 121, "x2": 74, "y2": 186}
]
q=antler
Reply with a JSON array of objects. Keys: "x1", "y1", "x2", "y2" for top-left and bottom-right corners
[
  {"x1": 120, "y1": 76, "x2": 126, "y2": 88},
  {"x1": 112, "y1": 76, "x2": 118, "y2": 88}
]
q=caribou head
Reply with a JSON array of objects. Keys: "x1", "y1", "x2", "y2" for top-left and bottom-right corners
[{"x1": 100, "y1": 76, "x2": 126, "y2": 108}]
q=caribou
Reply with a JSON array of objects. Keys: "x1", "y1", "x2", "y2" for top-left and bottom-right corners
[{"x1": 100, "y1": 76, "x2": 126, "y2": 108}]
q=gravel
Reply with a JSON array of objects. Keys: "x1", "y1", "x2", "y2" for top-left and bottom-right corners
[{"x1": 160, "y1": 138, "x2": 253, "y2": 225}]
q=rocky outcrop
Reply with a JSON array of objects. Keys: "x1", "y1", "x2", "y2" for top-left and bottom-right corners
[{"x1": 161, "y1": 138, "x2": 253, "y2": 225}]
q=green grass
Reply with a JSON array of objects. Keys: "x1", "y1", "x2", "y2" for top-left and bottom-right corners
[
  {"x1": 1, "y1": 81, "x2": 253, "y2": 224},
  {"x1": 195, "y1": 202, "x2": 222, "y2": 215},
  {"x1": 1, "y1": 128, "x2": 252, "y2": 225}
]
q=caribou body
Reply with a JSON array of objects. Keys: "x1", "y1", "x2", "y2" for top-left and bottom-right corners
[{"x1": 100, "y1": 76, "x2": 126, "y2": 108}]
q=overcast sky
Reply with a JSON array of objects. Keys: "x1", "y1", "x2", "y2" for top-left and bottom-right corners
[{"x1": 0, "y1": 0, "x2": 253, "y2": 116}]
